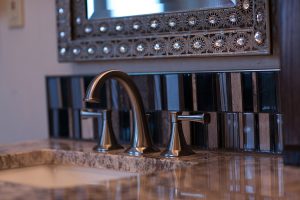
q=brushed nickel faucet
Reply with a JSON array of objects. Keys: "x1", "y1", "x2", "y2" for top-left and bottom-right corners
[{"x1": 84, "y1": 70, "x2": 159, "y2": 156}]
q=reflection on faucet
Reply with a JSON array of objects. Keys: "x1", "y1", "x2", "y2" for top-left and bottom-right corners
[{"x1": 84, "y1": 70, "x2": 159, "y2": 156}]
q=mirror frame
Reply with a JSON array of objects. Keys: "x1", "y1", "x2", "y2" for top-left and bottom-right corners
[{"x1": 56, "y1": 0, "x2": 270, "y2": 62}]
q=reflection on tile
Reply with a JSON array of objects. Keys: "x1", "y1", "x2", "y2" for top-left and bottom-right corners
[
  {"x1": 271, "y1": 114, "x2": 283, "y2": 153},
  {"x1": 207, "y1": 112, "x2": 219, "y2": 149},
  {"x1": 220, "y1": 113, "x2": 239, "y2": 150},
  {"x1": 70, "y1": 77, "x2": 85, "y2": 109},
  {"x1": 217, "y1": 73, "x2": 232, "y2": 112},
  {"x1": 243, "y1": 113, "x2": 258, "y2": 151},
  {"x1": 164, "y1": 74, "x2": 183, "y2": 111},
  {"x1": 259, "y1": 113, "x2": 271, "y2": 152}
]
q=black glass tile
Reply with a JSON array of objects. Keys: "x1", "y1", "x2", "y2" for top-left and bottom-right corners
[
  {"x1": 132, "y1": 75, "x2": 155, "y2": 111},
  {"x1": 241, "y1": 72, "x2": 254, "y2": 112},
  {"x1": 196, "y1": 73, "x2": 217, "y2": 112},
  {"x1": 60, "y1": 77, "x2": 72, "y2": 108},
  {"x1": 118, "y1": 111, "x2": 131, "y2": 144},
  {"x1": 72, "y1": 109, "x2": 82, "y2": 139},
  {"x1": 257, "y1": 72, "x2": 278, "y2": 112},
  {"x1": 153, "y1": 75, "x2": 164, "y2": 111},
  {"x1": 269, "y1": 114, "x2": 283, "y2": 153},
  {"x1": 182, "y1": 74, "x2": 193, "y2": 111},
  {"x1": 191, "y1": 123, "x2": 208, "y2": 148},
  {"x1": 49, "y1": 109, "x2": 70, "y2": 138}
]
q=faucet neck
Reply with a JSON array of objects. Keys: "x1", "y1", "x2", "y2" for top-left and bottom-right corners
[{"x1": 85, "y1": 70, "x2": 159, "y2": 156}]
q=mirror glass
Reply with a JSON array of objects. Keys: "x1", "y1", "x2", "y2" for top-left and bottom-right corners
[{"x1": 86, "y1": 0, "x2": 237, "y2": 20}]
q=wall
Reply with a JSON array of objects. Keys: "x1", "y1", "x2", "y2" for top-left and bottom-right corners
[{"x1": 0, "y1": 0, "x2": 128, "y2": 144}]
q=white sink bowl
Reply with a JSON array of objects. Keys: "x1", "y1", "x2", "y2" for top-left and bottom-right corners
[{"x1": 0, "y1": 165, "x2": 137, "y2": 189}]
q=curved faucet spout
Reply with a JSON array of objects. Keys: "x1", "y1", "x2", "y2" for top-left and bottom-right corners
[{"x1": 84, "y1": 70, "x2": 159, "y2": 156}]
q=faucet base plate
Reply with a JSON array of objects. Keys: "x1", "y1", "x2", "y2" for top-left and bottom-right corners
[{"x1": 125, "y1": 146, "x2": 160, "y2": 157}]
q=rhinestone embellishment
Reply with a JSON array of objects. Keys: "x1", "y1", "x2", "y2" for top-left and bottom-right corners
[
  {"x1": 58, "y1": 8, "x2": 64, "y2": 15},
  {"x1": 168, "y1": 19, "x2": 176, "y2": 28},
  {"x1": 59, "y1": 48, "x2": 66, "y2": 56},
  {"x1": 119, "y1": 45, "x2": 127, "y2": 53},
  {"x1": 150, "y1": 19, "x2": 159, "y2": 29},
  {"x1": 188, "y1": 17, "x2": 197, "y2": 26},
  {"x1": 208, "y1": 15, "x2": 218, "y2": 25},
  {"x1": 136, "y1": 44, "x2": 144, "y2": 52},
  {"x1": 132, "y1": 21, "x2": 141, "y2": 30},
  {"x1": 154, "y1": 43, "x2": 161, "y2": 51},
  {"x1": 87, "y1": 47, "x2": 95, "y2": 55},
  {"x1": 75, "y1": 17, "x2": 81, "y2": 25},
  {"x1": 243, "y1": 0, "x2": 250, "y2": 10},
  {"x1": 103, "y1": 46, "x2": 110, "y2": 54},
  {"x1": 229, "y1": 13, "x2": 238, "y2": 23},
  {"x1": 256, "y1": 12, "x2": 263, "y2": 23},
  {"x1": 84, "y1": 26, "x2": 93, "y2": 34},
  {"x1": 193, "y1": 41, "x2": 202, "y2": 49},
  {"x1": 99, "y1": 25, "x2": 107, "y2": 33},
  {"x1": 214, "y1": 39, "x2": 224, "y2": 48},
  {"x1": 59, "y1": 32, "x2": 66, "y2": 38},
  {"x1": 254, "y1": 32, "x2": 264, "y2": 44},
  {"x1": 173, "y1": 42, "x2": 181, "y2": 50},
  {"x1": 115, "y1": 25, "x2": 123, "y2": 32},
  {"x1": 72, "y1": 48, "x2": 81, "y2": 55},
  {"x1": 236, "y1": 37, "x2": 246, "y2": 47}
]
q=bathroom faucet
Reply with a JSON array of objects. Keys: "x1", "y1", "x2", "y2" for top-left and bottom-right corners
[{"x1": 84, "y1": 70, "x2": 159, "y2": 156}]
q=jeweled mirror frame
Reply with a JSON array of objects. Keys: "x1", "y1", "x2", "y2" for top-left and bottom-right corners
[{"x1": 56, "y1": 0, "x2": 270, "y2": 62}]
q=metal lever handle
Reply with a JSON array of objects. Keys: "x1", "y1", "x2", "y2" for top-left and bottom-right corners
[
  {"x1": 80, "y1": 109, "x2": 123, "y2": 152},
  {"x1": 177, "y1": 113, "x2": 210, "y2": 124},
  {"x1": 81, "y1": 109, "x2": 102, "y2": 119}
]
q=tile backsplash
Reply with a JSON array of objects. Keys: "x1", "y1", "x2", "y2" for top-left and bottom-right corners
[{"x1": 46, "y1": 71, "x2": 282, "y2": 153}]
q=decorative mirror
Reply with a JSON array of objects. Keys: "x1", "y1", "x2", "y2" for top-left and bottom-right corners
[{"x1": 56, "y1": 0, "x2": 270, "y2": 62}]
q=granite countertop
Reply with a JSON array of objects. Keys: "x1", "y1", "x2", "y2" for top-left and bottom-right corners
[{"x1": 0, "y1": 139, "x2": 300, "y2": 200}]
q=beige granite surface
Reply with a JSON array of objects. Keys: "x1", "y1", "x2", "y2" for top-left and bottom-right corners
[{"x1": 0, "y1": 139, "x2": 299, "y2": 200}]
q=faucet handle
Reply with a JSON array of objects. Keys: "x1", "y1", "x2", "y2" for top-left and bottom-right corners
[
  {"x1": 177, "y1": 113, "x2": 210, "y2": 124},
  {"x1": 80, "y1": 109, "x2": 123, "y2": 152},
  {"x1": 161, "y1": 111, "x2": 210, "y2": 158},
  {"x1": 81, "y1": 109, "x2": 102, "y2": 119}
]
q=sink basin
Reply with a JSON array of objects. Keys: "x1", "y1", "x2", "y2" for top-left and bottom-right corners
[{"x1": 0, "y1": 165, "x2": 137, "y2": 189}]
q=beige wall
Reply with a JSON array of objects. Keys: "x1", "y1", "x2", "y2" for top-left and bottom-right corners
[{"x1": 0, "y1": 0, "x2": 111, "y2": 144}]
